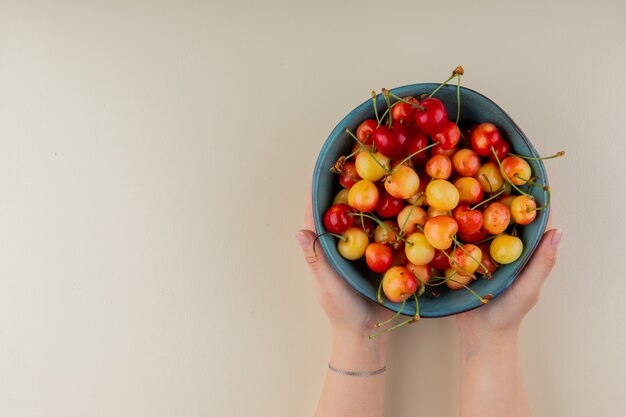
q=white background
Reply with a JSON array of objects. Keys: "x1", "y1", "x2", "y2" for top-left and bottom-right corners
[{"x1": 1, "y1": 1, "x2": 625, "y2": 416}]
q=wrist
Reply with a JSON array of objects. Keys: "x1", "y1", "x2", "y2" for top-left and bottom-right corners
[
  {"x1": 459, "y1": 327, "x2": 519, "y2": 356},
  {"x1": 330, "y1": 327, "x2": 388, "y2": 371}
]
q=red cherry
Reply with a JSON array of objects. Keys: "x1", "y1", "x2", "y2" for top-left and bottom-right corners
[
  {"x1": 453, "y1": 205, "x2": 484, "y2": 235},
  {"x1": 356, "y1": 119, "x2": 378, "y2": 145},
  {"x1": 391, "y1": 97, "x2": 418, "y2": 125},
  {"x1": 431, "y1": 249, "x2": 451, "y2": 270},
  {"x1": 373, "y1": 126, "x2": 402, "y2": 159},
  {"x1": 365, "y1": 242, "x2": 394, "y2": 273},
  {"x1": 391, "y1": 124, "x2": 410, "y2": 157},
  {"x1": 414, "y1": 98, "x2": 448, "y2": 134},
  {"x1": 457, "y1": 228, "x2": 490, "y2": 244},
  {"x1": 323, "y1": 204, "x2": 354, "y2": 233},
  {"x1": 476, "y1": 242, "x2": 499, "y2": 275},
  {"x1": 354, "y1": 216, "x2": 375, "y2": 237},
  {"x1": 376, "y1": 189, "x2": 404, "y2": 218},
  {"x1": 471, "y1": 123, "x2": 502, "y2": 156},
  {"x1": 432, "y1": 121, "x2": 461, "y2": 150},
  {"x1": 488, "y1": 139, "x2": 511, "y2": 162},
  {"x1": 338, "y1": 161, "x2": 361, "y2": 188},
  {"x1": 431, "y1": 143, "x2": 457, "y2": 158},
  {"x1": 407, "y1": 126, "x2": 430, "y2": 168}
]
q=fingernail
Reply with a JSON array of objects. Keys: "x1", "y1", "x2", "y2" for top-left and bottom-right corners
[
  {"x1": 551, "y1": 229, "x2": 563, "y2": 247},
  {"x1": 295, "y1": 230, "x2": 308, "y2": 248}
]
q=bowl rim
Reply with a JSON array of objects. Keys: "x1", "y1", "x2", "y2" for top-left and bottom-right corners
[{"x1": 312, "y1": 83, "x2": 549, "y2": 318}]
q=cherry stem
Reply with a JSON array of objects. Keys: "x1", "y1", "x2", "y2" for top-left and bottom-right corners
[
  {"x1": 470, "y1": 188, "x2": 506, "y2": 210},
  {"x1": 439, "y1": 248, "x2": 475, "y2": 278},
  {"x1": 429, "y1": 74, "x2": 457, "y2": 98},
  {"x1": 369, "y1": 316, "x2": 415, "y2": 339},
  {"x1": 381, "y1": 89, "x2": 393, "y2": 128},
  {"x1": 398, "y1": 196, "x2": 421, "y2": 239},
  {"x1": 451, "y1": 235, "x2": 492, "y2": 279},
  {"x1": 344, "y1": 148, "x2": 360, "y2": 160},
  {"x1": 371, "y1": 91, "x2": 381, "y2": 124},
  {"x1": 508, "y1": 151, "x2": 565, "y2": 161},
  {"x1": 374, "y1": 297, "x2": 406, "y2": 328},
  {"x1": 524, "y1": 176, "x2": 551, "y2": 211},
  {"x1": 410, "y1": 288, "x2": 424, "y2": 323},
  {"x1": 455, "y1": 74, "x2": 462, "y2": 124},
  {"x1": 377, "y1": 279, "x2": 384, "y2": 305},
  {"x1": 345, "y1": 129, "x2": 387, "y2": 172},
  {"x1": 490, "y1": 147, "x2": 532, "y2": 197},
  {"x1": 348, "y1": 212, "x2": 413, "y2": 246},
  {"x1": 475, "y1": 235, "x2": 498, "y2": 245},
  {"x1": 387, "y1": 92, "x2": 426, "y2": 110},
  {"x1": 390, "y1": 142, "x2": 440, "y2": 175},
  {"x1": 377, "y1": 101, "x2": 402, "y2": 128},
  {"x1": 448, "y1": 277, "x2": 490, "y2": 304},
  {"x1": 312, "y1": 232, "x2": 346, "y2": 258}
]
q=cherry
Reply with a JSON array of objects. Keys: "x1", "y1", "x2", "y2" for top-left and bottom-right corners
[
  {"x1": 471, "y1": 122, "x2": 502, "y2": 156},
  {"x1": 373, "y1": 126, "x2": 403, "y2": 159},
  {"x1": 397, "y1": 205, "x2": 428, "y2": 234},
  {"x1": 406, "y1": 126, "x2": 430, "y2": 168},
  {"x1": 356, "y1": 119, "x2": 378, "y2": 145},
  {"x1": 445, "y1": 268, "x2": 472, "y2": 290},
  {"x1": 385, "y1": 165, "x2": 420, "y2": 200},
  {"x1": 457, "y1": 228, "x2": 490, "y2": 244},
  {"x1": 450, "y1": 243, "x2": 483, "y2": 276},
  {"x1": 427, "y1": 206, "x2": 450, "y2": 218},
  {"x1": 424, "y1": 215, "x2": 458, "y2": 250},
  {"x1": 392, "y1": 248, "x2": 409, "y2": 267},
  {"x1": 353, "y1": 216, "x2": 375, "y2": 237},
  {"x1": 453, "y1": 205, "x2": 483, "y2": 235},
  {"x1": 405, "y1": 232, "x2": 435, "y2": 266},
  {"x1": 425, "y1": 154, "x2": 452, "y2": 180},
  {"x1": 337, "y1": 227, "x2": 369, "y2": 260},
  {"x1": 432, "y1": 121, "x2": 461, "y2": 150},
  {"x1": 476, "y1": 161, "x2": 504, "y2": 194},
  {"x1": 365, "y1": 242, "x2": 394, "y2": 273},
  {"x1": 431, "y1": 249, "x2": 452, "y2": 270},
  {"x1": 406, "y1": 262, "x2": 431, "y2": 286},
  {"x1": 391, "y1": 124, "x2": 411, "y2": 157},
  {"x1": 324, "y1": 203, "x2": 354, "y2": 234},
  {"x1": 425, "y1": 179, "x2": 460, "y2": 211},
  {"x1": 483, "y1": 202, "x2": 511, "y2": 234},
  {"x1": 476, "y1": 242, "x2": 498, "y2": 275},
  {"x1": 338, "y1": 161, "x2": 361, "y2": 188},
  {"x1": 348, "y1": 179, "x2": 379, "y2": 213},
  {"x1": 488, "y1": 139, "x2": 510, "y2": 163},
  {"x1": 414, "y1": 97, "x2": 448, "y2": 134},
  {"x1": 355, "y1": 150, "x2": 390, "y2": 182},
  {"x1": 510, "y1": 195, "x2": 537, "y2": 225},
  {"x1": 382, "y1": 266, "x2": 418, "y2": 302},
  {"x1": 500, "y1": 156, "x2": 532, "y2": 186},
  {"x1": 451, "y1": 148, "x2": 480, "y2": 176},
  {"x1": 490, "y1": 234, "x2": 523, "y2": 264},
  {"x1": 431, "y1": 143, "x2": 457, "y2": 158},
  {"x1": 454, "y1": 177, "x2": 484, "y2": 204},
  {"x1": 374, "y1": 221, "x2": 403, "y2": 249},
  {"x1": 376, "y1": 189, "x2": 404, "y2": 218},
  {"x1": 391, "y1": 96, "x2": 418, "y2": 124},
  {"x1": 333, "y1": 188, "x2": 350, "y2": 205}
]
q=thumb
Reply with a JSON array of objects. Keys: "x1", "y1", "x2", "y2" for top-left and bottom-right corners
[
  {"x1": 512, "y1": 228, "x2": 562, "y2": 300},
  {"x1": 295, "y1": 229, "x2": 329, "y2": 270}
]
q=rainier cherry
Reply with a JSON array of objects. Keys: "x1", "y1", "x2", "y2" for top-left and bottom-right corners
[
  {"x1": 424, "y1": 215, "x2": 458, "y2": 250},
  {"x1": 385, "y1": 165, "x2": 420, "y2": 199},
  {"x1": 337, "y1": 227, "x2": 369, "y2": 260},
  {"x1": 382, "y1": 266, "x2": 418, "y2": 302},
  {"x1": 432, "y1": 120, "x2": 461, "y2": 150},
  {"x1": 397, "y1": 205, "x2": 428, "y2": 234},
  {"x1": 454, "y1": 177, "x2": 484, "y2": 204},
  {"x1": 374, "y1": 221, "x2": 402, "y2": 249},
  {"x1": 471, "y1": 122, "x2": 502, "y2": 156},
  {"x1": 425, "y1": 179, "x2": 460, "y2": 211},
  {"x1": 427, "y1": 206, "x2": 450, "y2": 218},
  {"x1": 476, "y1": 161, "x2": 504, "y2": 193},
  {"x1": 365, "y1": 242, "x2": 394, "y2": 273},
  {"x1": 510, "y1": 195, "x2": 537, "y2": 225},
  {"x1": 500, "y1": 156, "x2": 532, "y2": 185},
  {"x1": 445, "y1": 267, "x2": 473, "y2": 290},
  {"x1": 425, "y1": 155, "x2": 452, "y2": 179},
  {"x1": 404, "y1": 232, "x2": 435, "y2": 266},
  {"x1": 406, "y1": 262, "x2": 431, "y2": 286},
  {"x1": 324, "y1": 203, "x2": 354, "y2": 233},
  {"x1": 490, "y1": 234, "x2": 523, "y2": 264},
  {"x1": 451, "y1": 244, "x2": 483, "y2": 276},
  {"x1": 414, "y1": 97, "x2": 448, "y2": 134},
  {"x1": 333, "y1": 188, "x2": 350, "y2": 205},
  {"x1": 451, "y1": 148, "x2": 480, "y2": 176},
  {"x1": 348, "y1": 179, "x2": 379, "y2": 213},
  {"x1": 483, "y1": 202, "x2": 511, "y2": 234},
  {"x1": 355, "y1": 150, "x2": 389, "y2": 182}
]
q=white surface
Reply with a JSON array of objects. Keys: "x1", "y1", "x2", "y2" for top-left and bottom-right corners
[{"x1": 0, "y1": 1, "x2": 625, "y2": 416}]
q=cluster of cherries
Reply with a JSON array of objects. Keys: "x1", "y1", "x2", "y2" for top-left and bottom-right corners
[{"x1": 318, "y1": 68, "x2": 561, "y2": 336}]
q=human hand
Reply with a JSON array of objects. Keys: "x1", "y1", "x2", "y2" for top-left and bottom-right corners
[
  {"x1": 295, "y1": 193, "x2": 394, "y2": 341},
  {"x1": 456, "y1": 227, "x2": 563, "y2": 346}
]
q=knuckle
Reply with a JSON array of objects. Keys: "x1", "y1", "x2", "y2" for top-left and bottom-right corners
[{"x1": 304, "y1": 253, "x2": 319, "y2": 266}]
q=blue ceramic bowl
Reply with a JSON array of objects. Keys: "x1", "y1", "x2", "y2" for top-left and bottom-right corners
[{"x1": 312, "y1": 83, "x2": 549, "y2": 318}]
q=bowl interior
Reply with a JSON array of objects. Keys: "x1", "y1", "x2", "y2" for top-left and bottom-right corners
[{"x1": 313, "y1": 84, "x2": 549, "y2": 317}]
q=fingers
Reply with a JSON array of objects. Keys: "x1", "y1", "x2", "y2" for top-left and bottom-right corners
[
  {"x1": 295, "y1": 229, "x2": 329, "y2": 271},
  {"x1": 304, "y1": 183, "x2": 317, "y2": 232},
  {"x1": 512, "y1": 228, "x2": 563, "y2": 301}
]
